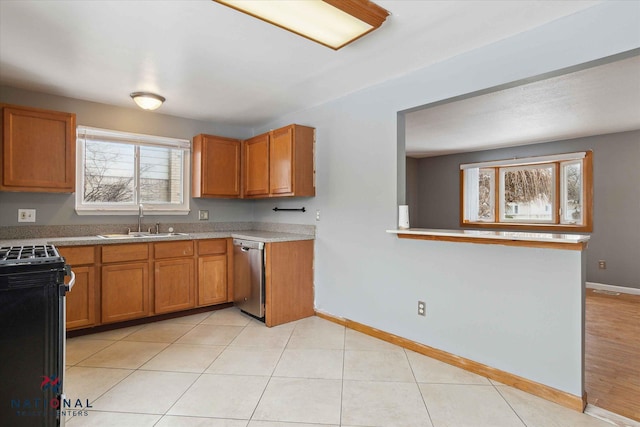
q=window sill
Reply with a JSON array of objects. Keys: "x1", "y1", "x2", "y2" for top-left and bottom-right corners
[
  {"x1": 461, "y1": 222, "x2": 592, "y2": 233},
  {"x1": 387, "y1": 228, "x2": 589, "y2": 250}
]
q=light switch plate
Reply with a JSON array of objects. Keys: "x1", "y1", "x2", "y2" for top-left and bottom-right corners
[
  {"x1": 18, "y1": 209, "x2": 36, "y2": 223},
  {"x1": 198, "y1": 210, "x2": 209, "y2": 220}
]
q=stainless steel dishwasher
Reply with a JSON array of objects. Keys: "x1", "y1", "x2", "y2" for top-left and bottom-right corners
[{"x1": 233, "y1": 239, "x2": 265, "y2": 319}]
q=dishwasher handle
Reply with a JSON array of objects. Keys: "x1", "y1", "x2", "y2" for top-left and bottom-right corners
[{"x1": 233, "y1": 239, "x2": 265, "y2": 251}]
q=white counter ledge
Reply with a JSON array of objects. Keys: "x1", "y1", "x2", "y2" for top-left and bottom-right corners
[{"x1": 387, "y1": 228, "x2": 590, "y2": 250}]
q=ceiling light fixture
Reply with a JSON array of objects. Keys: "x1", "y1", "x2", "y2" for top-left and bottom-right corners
[
  {"x1": 130, "y1": 92, "x2": 166, "y2": 111},
  {"x1": 213, "y1": 0, "x2": 390, "y2": 50}
]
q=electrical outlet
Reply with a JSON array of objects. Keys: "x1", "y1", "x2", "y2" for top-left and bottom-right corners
[
  {"x1": 198, "y1": 210, "x2": 209, "y2": 220},
  {"x1": 18, "y1": 209, "x2": 36, "y2": 223},
  {"x1": 417, "y1": 301, "x2": 426, "y2": 317},
  {"x1": 598, "y1": 260, "x2": 606, "y2": 270},
  {"x1": 316, "y1": 210, "x2": 320, "y2": 221}
]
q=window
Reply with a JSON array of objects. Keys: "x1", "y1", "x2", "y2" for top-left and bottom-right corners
[
  {"x1": 76, "y1": 126, "x2": 190, "y2": 215},
  {"x1": 461, "y1": 151, "x2": 592, "y2": 231}
]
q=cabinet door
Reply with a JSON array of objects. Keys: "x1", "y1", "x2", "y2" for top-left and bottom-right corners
[
  {"x1": 102, "y1": 262, "x2": 149, "y2": 323},
  {"x1": 1, "y1": 105, "x2": 76, "y2": 192},
  {"x1": 197, "y1": 255, "x2": 228, "y2": 306},
  {"x1": 265, "y1": 240, "x2": 314, "y2": 327},
  {"x1": 155, "y1": 258, "x2": 195, "y2": 314},
  {"x1": 243, "y1": 133, "x2": 270, "y2": 197},
  {"x1": 269, "y1": 126, "x2": 294, "y2": 195},
  {"x1": 65, "y1": 266, "x2": 96, "y2": 330},
  {"x1": 192, "y1": 134, "x2": 241, "y2": 197}
]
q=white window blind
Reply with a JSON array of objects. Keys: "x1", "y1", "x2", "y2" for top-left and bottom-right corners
[{"x1": 77, "y1": 126, "x2": 190, "y2": 150}]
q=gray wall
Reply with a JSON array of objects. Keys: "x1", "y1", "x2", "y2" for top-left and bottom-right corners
[
  {"x1": 410, "y1": 131, "x2": 640, "y2": 289},
  {"x1": 248, "y1": 2, "x2": 638, "y2": 395},
  {"x1": 0, "y1": 86, "x2": 256, "y2": 226}
]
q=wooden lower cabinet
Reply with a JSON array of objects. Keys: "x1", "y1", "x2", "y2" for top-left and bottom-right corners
[
  {"x1": 66, "y1": 265, "x2": 96, "y2": 329},
  {"x1": 155, "y1": 258, "x2": 195, "y2": 314},
  {"x1": 101, "y1": 262, "x2": 150, "y2": 323},
  {"x1": 59, "y1": 246, "x2": 98, "y2": 330},
  {"x1": 265, "y1": 240, "x2": 314, "y2": 327},
  {"x1": 197, "y1": 238, "x2": 232, "y2": 306},
  {"x1": 198, "y1": 255, "x2": 228, "y2": 306},
  {"x1": 60, "y1": 238, "x2": 239, "y2": 331}
]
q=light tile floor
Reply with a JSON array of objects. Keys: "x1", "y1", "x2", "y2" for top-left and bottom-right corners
[{"x1": 65, "y1": 308, "x2": 613, "y2": 427}]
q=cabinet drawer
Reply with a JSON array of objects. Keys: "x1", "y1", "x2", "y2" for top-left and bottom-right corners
[
  {"x1": 102, "y1": 243, "x2": 149, "y2": 263},
  {"x1": 154, "y1": 240, "x2": 194, "y2": 259},
  {"x1": 198, "y1": 239, "x2": 227, "y2": 255},
  {"x1": 58, "y1": 246, "x2": 95, "y2": 265}
]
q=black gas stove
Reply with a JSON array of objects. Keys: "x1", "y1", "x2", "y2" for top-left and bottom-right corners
[
  {"x1": 0, "y1": 244, "x2": 73, "y2": 427},
  {"x1": 0, "y1": 244, "x2": 61, "y2": 262},
  {"x1": 0, "y1": 244, "x2": 65, "y2": 267}
]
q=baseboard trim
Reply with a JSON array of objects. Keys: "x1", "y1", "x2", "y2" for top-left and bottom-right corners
[
  {"x1": 316, "y1": 310, "x2": 587, "y2": 413},
  {"x1": 586, "y1": 282, "x2": 640, "y2": 296}
]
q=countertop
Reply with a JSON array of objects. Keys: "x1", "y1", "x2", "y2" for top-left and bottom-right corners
[
  {"x1": 0, "y1": 230, "x2": 314, "y2": 247},
  {"x1": 387, "y1": 228, "x2": 589, "y2": 250}
]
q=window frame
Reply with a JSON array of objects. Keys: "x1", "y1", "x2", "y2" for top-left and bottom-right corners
[
  {"x1": 75, "y1": 126, "x2": 191, "y2": 216},
  {"x1": 460, "y1": 151, "x2": 593, "y2": 232}
]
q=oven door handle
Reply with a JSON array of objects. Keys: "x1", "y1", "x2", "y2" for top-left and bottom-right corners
[{"x1": 66, "y1": 270, "x2": 76, "y2": 292}]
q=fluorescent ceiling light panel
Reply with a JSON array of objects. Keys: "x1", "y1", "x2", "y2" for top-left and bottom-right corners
[{"x1": 214, "y1": 0, "x2": 389, "y2": 50}]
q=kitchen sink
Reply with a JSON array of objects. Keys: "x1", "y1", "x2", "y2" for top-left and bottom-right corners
[{"x1": 97, "y1": 232, "x2": 189, "y2": 239}]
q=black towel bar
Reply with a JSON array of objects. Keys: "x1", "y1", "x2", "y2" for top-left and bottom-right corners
[{"x1": 273, "y1": 207, "x2": 306, "y2": 212}]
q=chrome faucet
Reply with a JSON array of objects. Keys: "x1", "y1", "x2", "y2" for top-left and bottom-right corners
[{"x1": 137, "y1": 204, "x2": 144, "y2": 233}]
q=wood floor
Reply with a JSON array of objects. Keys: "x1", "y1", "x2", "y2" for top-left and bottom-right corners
[{"x1": 585, "y1": 289, "x2": 640, "y2": 421}]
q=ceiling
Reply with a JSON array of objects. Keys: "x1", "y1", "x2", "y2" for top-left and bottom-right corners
[
  {"x1": 405, "y1": 54, "x2": 640, "y2": 157},
  {"x1": 0, "y1": 0, "x2": 601, "y2": 127}
]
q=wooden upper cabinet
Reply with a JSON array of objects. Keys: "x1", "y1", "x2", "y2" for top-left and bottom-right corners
[
  {"x1": 242, "y1": 124, "x2": 315, "y2": 198},
  {"x1": 192, "y1": 134, "x2": 241, "y2": 198},
  {"x1": 269, "y1": 124, "x2": 315, "y2": 197},
  {"x1": 1, "y1": 104, "x2": 76, "y2": 193},
  {"x1": 269, "y1": 125, "x2": 316, "y2": 197},
  {"x1": 243, "y1": 133, "x2": 270, "y2": 197},
  {"x1": 269, "y1": 127, "x2": 293, "y2": 195}
]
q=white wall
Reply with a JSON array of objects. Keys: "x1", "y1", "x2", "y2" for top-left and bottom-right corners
[{"x1": 253, "y1": 1, "x2": 640, "y2": 396}]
